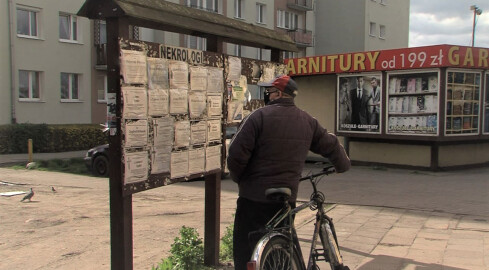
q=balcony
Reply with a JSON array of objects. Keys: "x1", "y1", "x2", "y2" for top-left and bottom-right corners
[
  {"x1": 284, "y1": 28, "x2": 313, "y2": 47},
  {"x1": 96, "y1": 44, "x2": 107, "y2": 68},
  {"x1": 287, "y1": 0, "x2": 313, "y2": 11}
]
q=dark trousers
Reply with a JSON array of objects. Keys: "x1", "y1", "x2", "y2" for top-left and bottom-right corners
[{"x1": 233, "y1": 197, "x2": 294, "y2": 270}]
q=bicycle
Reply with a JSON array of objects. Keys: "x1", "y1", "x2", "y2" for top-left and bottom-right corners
[{"x1": 247, "y1": 165, "x2": 350, "y2": 270}]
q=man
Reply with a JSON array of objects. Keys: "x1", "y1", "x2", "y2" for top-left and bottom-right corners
[
  {"x1": 350, "y1": 76, "x2": 370, "y2": 127},
  {"x1": 227, "y1": 75, "x2": 351, "y2": 270},
  {"x1": 368, "y1": 77, "x2": 381, "y2": 127}
]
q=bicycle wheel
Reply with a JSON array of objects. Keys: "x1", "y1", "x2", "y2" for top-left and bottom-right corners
[
  {"x1": 319, "y1": 222, "x2": 343, "y2": 270},
  {"x1": 252, "y1": 235, "x2": 302, "y2": 270}
]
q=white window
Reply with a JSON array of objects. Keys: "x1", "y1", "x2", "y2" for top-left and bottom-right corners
[
  {"x1": 17, "y1": 7, "x2": 38, "y2": 37},
  {"x1": 99, "y1": 20, "x2": 107, "y2": 44},
  {"x1": 19, "y1": 70, "x2": 41, "y2": 100},
  {"x1": 257, "y1": 48, "x2": 263, "y2": 60},
  {"x1": 235, "y1": 45, "x2": 241, "y2": 57},
  {"x1": 61, "y1": 73, "x2": 80, "y2": 101},
  {"x1": 188, "y1": 0, "x2": 221, "y2": 13},
  {"x1": 235, "y1": 0, "x2": 244, "y2": 18},
  {"x1": 186, "y1": 35, "x2": 207, "y2": 50},
  {"x1": 277, "y1": 10, "x2": 298, "y2": 30},
  {"x1": 369, "y1": 22, "x2": 376, "y2": 36},
  {"x1": 97, "y1": 75, "x2": 107, "y2": 102},
  {"x1": 256, "y1": 3, "x2": 265, "y2": 24},
  {"x1": 59, "y1": 13, "x2": 79, "y2": 42},
  {"x1": 379, "y1": 25, "x2": 386, "y2": 39}
]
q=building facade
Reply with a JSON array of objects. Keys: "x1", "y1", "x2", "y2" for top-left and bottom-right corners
[{"x1": 1, "y1": 0, "x2": 92, "y2": 125}]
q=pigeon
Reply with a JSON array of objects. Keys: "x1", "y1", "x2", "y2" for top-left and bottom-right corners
[
  {"x1": 26, "y1": 162, "x2": 37, "y2": 169},
  {"x1": 21, "y1": 188, "x2": 34, "y2": 202},
  {"x1": 51, "y1": 186, "x2": 57, "y2": 193}
]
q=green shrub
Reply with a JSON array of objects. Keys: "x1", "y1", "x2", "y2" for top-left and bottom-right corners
[
  {"x1": 0, "y1": 123, "x2": 108, "y2": 154},
  {"x1": 219, "y1": 222, "x2": 234, "y2": 262}
]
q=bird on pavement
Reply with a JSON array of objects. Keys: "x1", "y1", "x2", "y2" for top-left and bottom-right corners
[
  {"x1": 25, "y1": 162, "x2": 37, "y2": 169},
  {"x1": 52, "y1": 186, "x2": 57, "y2": 193},
  {"x1": 21, "y1": 188, "x2": 34, "y2": 202}
]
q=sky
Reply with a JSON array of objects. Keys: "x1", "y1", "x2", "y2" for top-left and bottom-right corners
[{"x1": 409, "y1": 0, "x2": 489, "y2": 48}]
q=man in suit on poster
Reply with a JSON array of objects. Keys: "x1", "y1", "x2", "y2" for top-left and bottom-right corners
[
  {"x1": 368, "y1": 77, "x2": 381, "y2": 127},
  {"x1": 350, "y1": 76, "x2": 370, "y2": 128}
]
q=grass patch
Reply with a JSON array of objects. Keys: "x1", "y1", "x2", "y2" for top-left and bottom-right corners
[{"x1": 11, "y1": 158, "x2": 93, "y2": 176}]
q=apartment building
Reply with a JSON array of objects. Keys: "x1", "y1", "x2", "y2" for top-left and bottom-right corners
[
  {"x1": 1, "y1": 0, "x2": 92, "y2": 125},
  {"x1": 315, "y1": 0, "x2": 410, "y2": 55}
]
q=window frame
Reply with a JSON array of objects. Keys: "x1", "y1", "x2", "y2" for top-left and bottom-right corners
[
  {"x1": 16, "y1": 6, "x2": 39, "y2": 38},
  {"x1": 60, "y1": 73, "x2": 81, "y2": 102},
  {"x1": 235, "y1": 0, "x2": 244, "y2": 19},
  {"x1": 256, "y1": 3, "x2": 265, "y2": 24},
  {"x1": 97, "y1": 75, "x2": 108, "y2": 103},
  {"x1": 59, "y1": 13, "x2": 80, "y2": 42},
  {"x1": 369, "y1": 22, "x2": 377, "y2": 36},
  {"x1": 277, "y1": 10, "x2": 298, "y2": 30},
  {"x1": 379, "y1": 24, "x2": 386, "y2": 39},
  {"x1": 19, "y1": 70, "x2": 41, "y2": 101}
]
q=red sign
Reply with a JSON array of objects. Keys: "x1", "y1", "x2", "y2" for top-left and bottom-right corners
[{"x1": 286, "y1": 45, "x2": 489, "y2": 76}]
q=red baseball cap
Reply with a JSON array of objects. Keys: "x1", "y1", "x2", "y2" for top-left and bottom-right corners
[{"x1": 258, "y1": 75, "x2": 298, "y2": 97}]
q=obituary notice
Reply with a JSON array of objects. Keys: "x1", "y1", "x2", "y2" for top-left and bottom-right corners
[
  {"x1": 122, "y1": 86, "x2": 148, "y2": 119},
  {"x1": 190, "y1": 66, "x2": 208, "y2": 91},
  {"x1": 120, "y1": 49, "x2": 147, "y2": 85},
  {"x1": 207, "y1": 94, "x2": 222, "y2": 117},
  {"x1": 148, "y1": 89, "x2": 169, "y2": 116},
  {"x1": 207, "y1": 67, "x2": 224, "y2": 93},
  {"x1": 169, "y1": 61, "x2": 189, "y2": 89},
  {"x1": 171, "y1": 151, "x2": 189, "y2": 178},
  {"x1": 174, "y1": 120, "x2": 191, "y2": 148},
  {"x1": 124, "y1": 120, "x2": 148, "y2": 147},
  {"x1": 205, "y1": 145, "x2": 221, "y2": 171},
  {"x1": 169, "y1": 89, "x2": 188, "y2": 115},
  {"x1": 190, "y1": 121, "x2": 207, "y2": 145},
  {"x1": 207, "y1": 119, "x2": 221, "y2": 142},
  {"x1": 147, "y1": 57, "x2": 169, "y2": 89},
  {"x1": 124, "y1": 150, "x2": 148, "y2": 184},
  {"x1": 150, "y1": 146, "x2": 171, "y2": 174},
  {"x1": 227, "y1": 56, "x2": 241, "y2": 82},
  {"x1": 152, "y1": 117, "x2": 173, "y2": 147},
  {"x1": 188, "y1": 148, "x2": 205, "y2": 175},
  {"x1": 189, "y1": 91, "x2": 207, "y2": 119}
]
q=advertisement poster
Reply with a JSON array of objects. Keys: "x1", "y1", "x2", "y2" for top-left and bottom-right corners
[{"x1": 337, "y1": 74, "x2": 381, "y2": 133}]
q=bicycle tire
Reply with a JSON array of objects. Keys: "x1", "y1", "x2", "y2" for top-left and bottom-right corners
[
  {"x1": 319, "y1": 222, "x2": 343, "y2": 270},
  {"x1": 251, "y1": 234, "x2": 302, "y2": 270}
]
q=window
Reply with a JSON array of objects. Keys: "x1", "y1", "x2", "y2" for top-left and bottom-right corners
[
  {"x1": 235, "y1": 45, "x2": 241, "y2": 57},
  {"x1": 257, "y1": 48, "x2": 263, "y2": 60},
  {"x1": 99, "y1": 20, "x2": 107, "y2": 44},
  {"x1": 17, "y1": 7, "x2": 38, "y2": 37},
  {"x1": 59, "y1": 13, "x2": 78, "y2": 41},
  {"x1": 277, "y1": 10, "x2": 298, "y2": 30},
  {"x1": 235, "y1": 0, "x2": 244, "y2": 18},
  {"x1": 379, "y1": 25, "x2": 386, "y2": 39},
  {"x1": 283, "y1": 51, "x2": 295, "y2": 59},
  {"x1": 369, "y1": 22, "x2": 376, "y2": 36},
  {"x1": 188, "y1": 0, "x2": 221, "y2": 13},
  {"x1": 19, "y1": 70, "x2": 40, "y2": 100},
  {"x1": 186, "y1": 35, "x2": 207, "y2": 50},
  {"x1": 61, "y1": 73, "x2": 80, "y2": 101},
  {"x1": 256, "y1": 3, "x2": 265, "y2": 24},
  {"x1": 97, "y1": 75, "x2": 107, "y2": 102}
]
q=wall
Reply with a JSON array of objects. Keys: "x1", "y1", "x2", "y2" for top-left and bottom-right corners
[
  {"x1": 0, "y1": 0, "x2": 12, "y2": 124},
  {"x1": 439, "y1": 143, "x2": 489, "y2": 167},
  {"x1": 350, "y1": 142, "x2": 431, "y2": 167},
  {"x1": 12, "y1": 0, "x2": 92, "y2": 124}
]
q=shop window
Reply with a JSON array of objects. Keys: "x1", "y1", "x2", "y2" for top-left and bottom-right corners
[
  {"x1": 19, "y1": 70, "x2": 41, "y2": 100},
  {"x1": 61, "y1": 73, "x2": 80, "y2": 101},
  {"x1": 445, "y1": 70, "x2": 481, "y2": 135},
  {"x1": 17, "y1": 7, "x2": 39, "y2": 38},
  {"x1": 59, "y1": 13, "x2": 79, "y2": 42}
]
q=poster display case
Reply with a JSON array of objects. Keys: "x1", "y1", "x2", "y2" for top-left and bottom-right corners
[
  {"x1": 445, "y1": 70, "x2": 482, "y2": 135},
  {"x1": 485, "y1": 72, "x2": 489, "y2": 134},
  {"x1": 386, "y1": 70, "x2": 439, "y2": 136}
]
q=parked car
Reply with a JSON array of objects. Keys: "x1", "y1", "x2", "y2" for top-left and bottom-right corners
[{"x1": 85, "y1": 144, "x2": 109, "y2": 177}]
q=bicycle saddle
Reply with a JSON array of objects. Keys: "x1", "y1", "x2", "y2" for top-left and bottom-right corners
[{"x1": 265, "y1": 187, "x2": 291, "y2": 202}]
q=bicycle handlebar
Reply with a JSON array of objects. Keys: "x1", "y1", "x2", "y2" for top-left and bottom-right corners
[{"x1": 299, "y1": 165, "x2": 335, "y2": 182}]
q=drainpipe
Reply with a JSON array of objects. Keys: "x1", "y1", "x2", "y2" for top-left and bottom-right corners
[{"x1": 8, "y1": 0, "x2": 17, "y2": 124}]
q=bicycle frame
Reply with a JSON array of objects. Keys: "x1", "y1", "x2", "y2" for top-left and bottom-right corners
[{"x1": 249, "y1": 167, "x2": 346, "y2": 270}]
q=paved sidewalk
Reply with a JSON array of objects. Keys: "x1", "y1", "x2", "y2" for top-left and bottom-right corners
[{"x1": 294, "y1": 204, "x2": 489, "y2": 270}]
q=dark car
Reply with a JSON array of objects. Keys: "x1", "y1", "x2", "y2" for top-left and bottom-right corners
[{"x1": 84, "y1": 144, "x2": 109, "y2": 177}]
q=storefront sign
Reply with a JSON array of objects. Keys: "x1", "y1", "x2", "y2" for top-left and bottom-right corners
[
  {"x1": 286, "y1": 45, "x2": 489, "y2": 76},
  {"x1": 160, "y1": 45, "x2": 204, "y2": 65}
]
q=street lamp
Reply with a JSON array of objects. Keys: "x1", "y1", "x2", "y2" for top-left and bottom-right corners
[{"x1": 470, "y1": 5, "x2": 483, "y2": 47}]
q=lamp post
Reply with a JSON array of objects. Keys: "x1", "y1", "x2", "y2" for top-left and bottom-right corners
[{"x1": 470, "y1": 5, "x2": 483, "y2": 47}]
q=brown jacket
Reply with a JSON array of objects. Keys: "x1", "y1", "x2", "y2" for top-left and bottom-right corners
[{"x1": 227, "y1": 98, "x2": 350, "y2": 202}]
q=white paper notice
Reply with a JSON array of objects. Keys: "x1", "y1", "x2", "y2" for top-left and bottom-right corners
[
  {"x1": 190, "y1": 66, "x2": 208, "y2": 91},
  {"x1": 169, "y1": 89, "x2": 188, "y2": 115},
  {"x1": 227, "y1": 102, "x2": 243, "y2": 123},
  {"x1": 150, "y1": 146, "x2": 171, "y2": 174},
  {"x1": 120, "y1": 49, "x2": 147, "y2": 85},
  {"x1": 148, "y1": 89, "x2": 169, "y2": 116},
  {"x1": 122, "y1": 86, "x2": 148, "y2": 119},
  {"x1": 207, "y1": 94, "x2": 222, "y2": 117},
  {"x1": 171, "y1": 151, "x2": 189, "y2": 178},
  {"x1": 207, "y1": 67, "x2": 224, "y2": 93},
  {"x1": 191, "y1": 121, "x2": 207, "y2": 145},
  {"x1": 147, "y1": 57, "x2": 169, "y2": 89},
  {"x1": 169, "y1": 61, "x2": 189, "y2": 89},
  {"x1": 188, "y1": 148, "x2": 205, "y2": 175},
  {"x1": 189, "y1": 91, "x2": 207, "y2": 119},
  {"x1": 124, "y1": 120, "x2": 148, "y2": 147},
  {"x1": 174, "y1": 120, "x2": 190, "y2": 148},
  {"x1": 205, "y1": 145, "x2": 221, "y2": 171},
  {"x1": 152, "y1": 117, "x2": 173, "y2": 147},
  {"x1": 124, "y1": 150, "x2": 148, "y2": 184},
  {"x1": 207, "y1": 119, "x2": 221, "y2": 142},
  {"x1": 227, "y1": 56, "x2": 242, "y2": 82},
  {"x1": 261, "y1": 66, "x2": 276, "y2": 83}
]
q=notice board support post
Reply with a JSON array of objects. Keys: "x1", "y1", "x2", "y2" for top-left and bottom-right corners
[{"x1": 107, "y1": 17, "x2": 133, "y2": 270}]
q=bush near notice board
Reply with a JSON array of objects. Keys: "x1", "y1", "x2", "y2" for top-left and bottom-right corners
[{"x1": 0, "y1": 124, "x2": 108, "y2": 154}]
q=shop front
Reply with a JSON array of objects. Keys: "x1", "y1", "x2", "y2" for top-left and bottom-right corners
[{"x1": 286, "y1": 45, "x2": 489, "y2": 170}]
